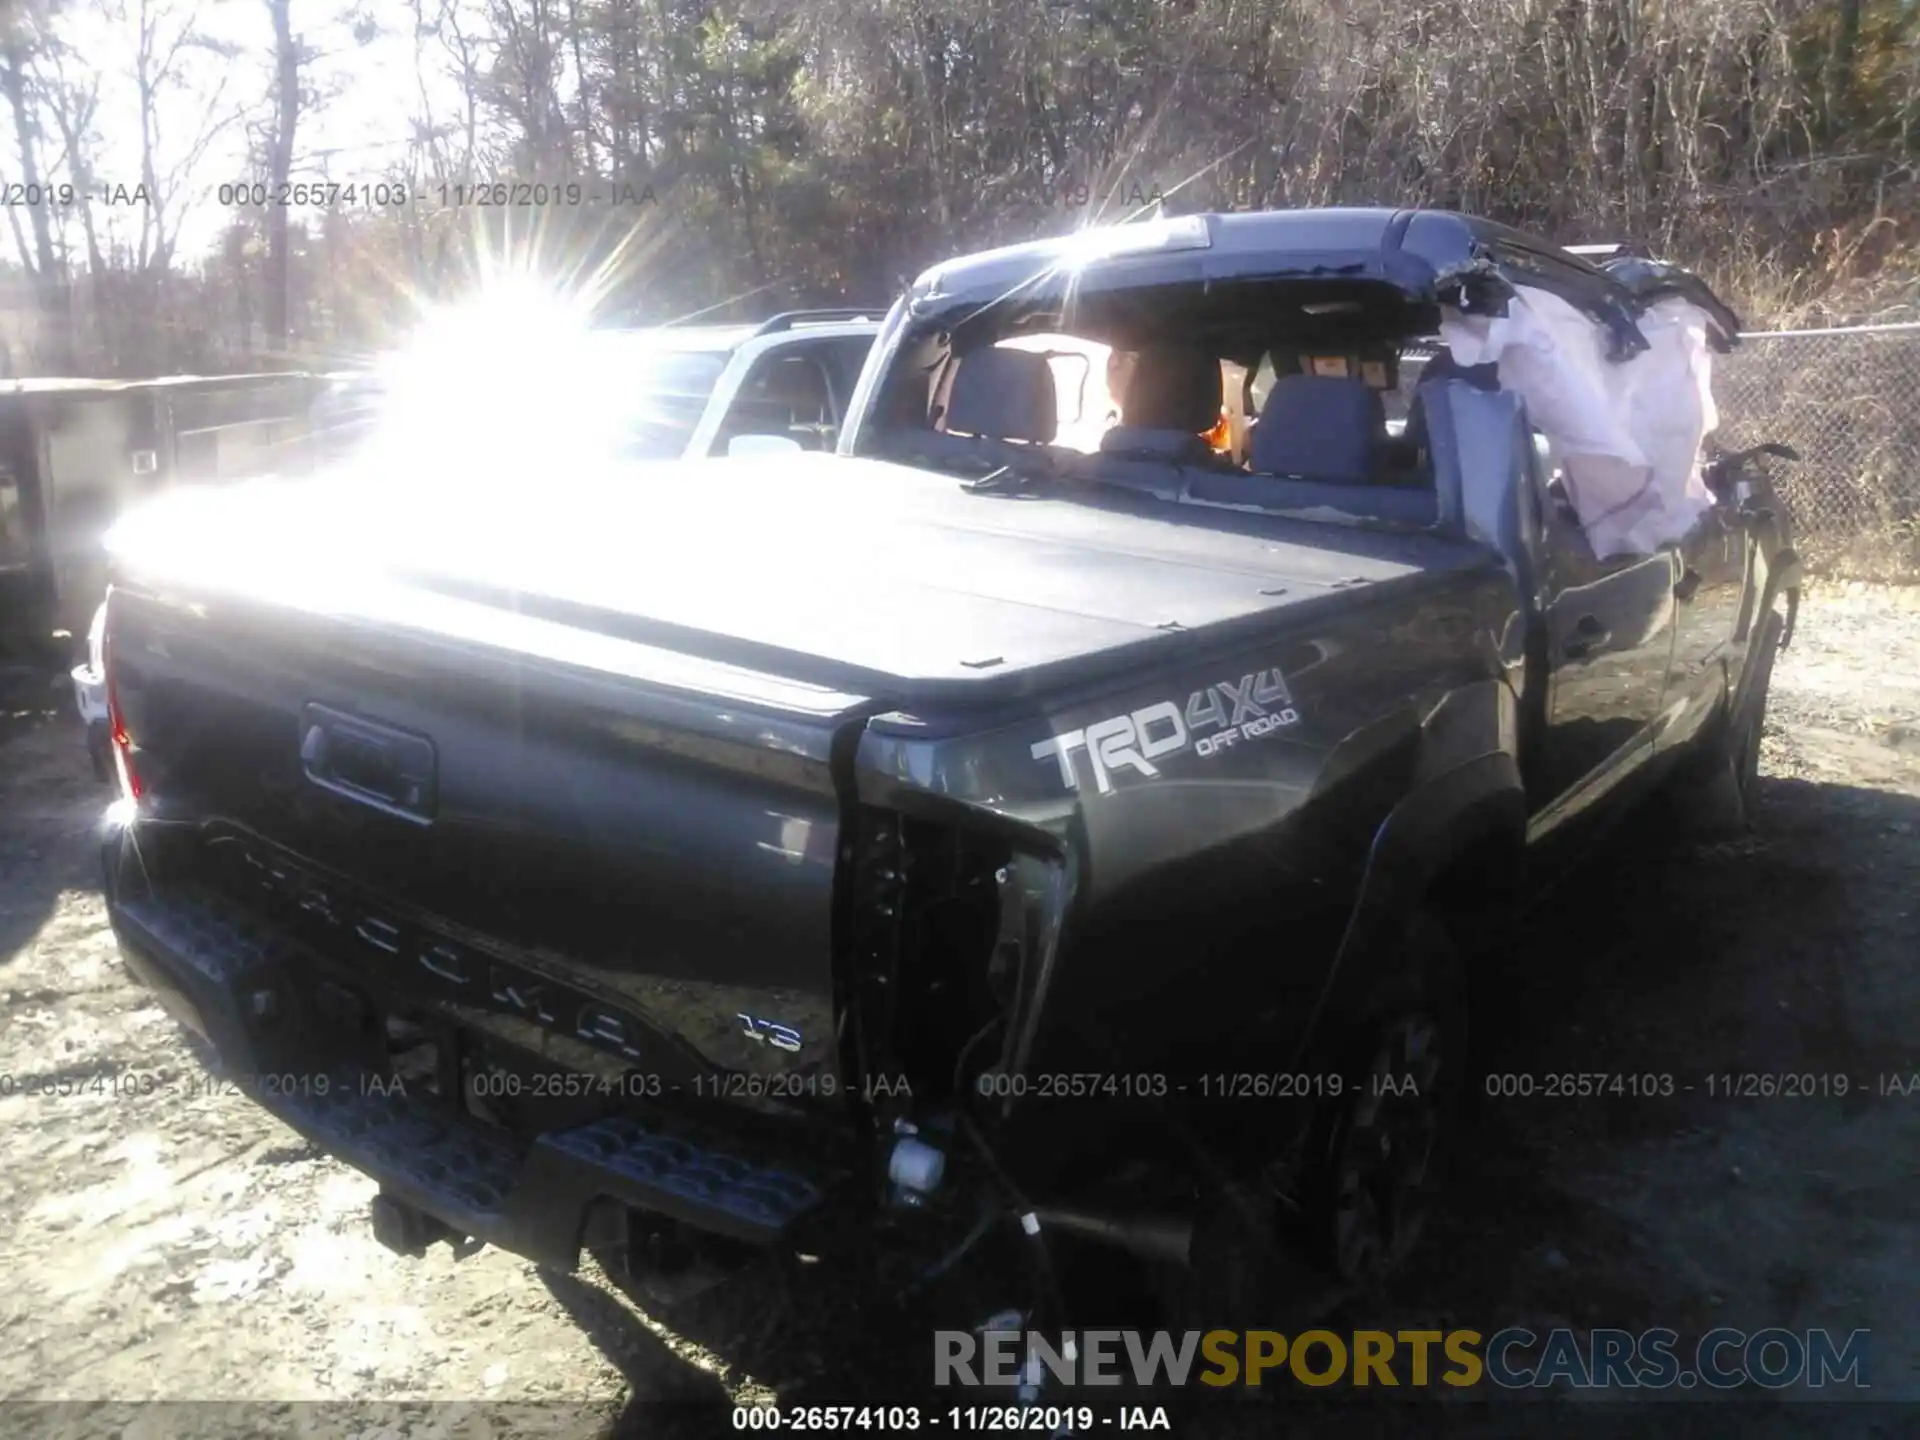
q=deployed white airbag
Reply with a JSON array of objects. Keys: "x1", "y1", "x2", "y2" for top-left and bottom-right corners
[{"x1": 1441, "y1": 285, "x2": 1719, "y2": 556}]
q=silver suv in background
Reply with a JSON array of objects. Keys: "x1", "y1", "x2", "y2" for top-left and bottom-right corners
[
  {"x1": 312, "y1": 308, "x2": 885, "y2": 462},
  {"x1": 607, "y1": 309, "x2": 885, "y2": 457}
]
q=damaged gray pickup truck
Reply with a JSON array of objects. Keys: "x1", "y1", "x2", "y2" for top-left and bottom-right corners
[{"x1": 94, "y1": 209, "x2": 1800, "y2": 1338}]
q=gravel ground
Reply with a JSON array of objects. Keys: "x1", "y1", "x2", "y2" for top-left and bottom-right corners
[{"x1": 1, "y1": 583, "x2": 1917, "y2": 1437}]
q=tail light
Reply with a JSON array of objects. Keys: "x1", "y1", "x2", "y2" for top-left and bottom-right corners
[{"x1": 102, "y1": 597, "x2": 144, "y2": 804}]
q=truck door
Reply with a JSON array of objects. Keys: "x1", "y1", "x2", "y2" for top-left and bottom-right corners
[
  {"x1": 716, "y1": 351, "x2": 839, "y2": 452},
  {"x1": 707, "y1": 334, "x2": 880, "y2": 457},
  {"x1": 814, "y1": 337, "x2": 881, "y2": 428},
  {"x1": 1657, "y1": 505, "x2": 1745, "y2": 753},
  {"x1": 1527, "y1": 446, "x2": 1677, "y2": 819}
]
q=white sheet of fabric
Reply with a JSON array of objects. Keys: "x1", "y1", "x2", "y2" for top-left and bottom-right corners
[{"x1": 1440, "y1": 286, "x2": 1719, "y2": 556}]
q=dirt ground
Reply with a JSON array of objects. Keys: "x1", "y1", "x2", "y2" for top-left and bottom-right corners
[{"x1": 2, "y1": 583, "x2": 1918, "y2": 1437}]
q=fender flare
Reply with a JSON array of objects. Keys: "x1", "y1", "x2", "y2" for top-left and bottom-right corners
[
  {"x1": 1762, "y1": 544, "x2": 1802, "y2": 651},
  {"x1": 1288, "y1": 750, "x2": 1526, "y2": 1067},
  {"x1": 1722, "y1": 539, "x2": 1797, "y2": 738}
]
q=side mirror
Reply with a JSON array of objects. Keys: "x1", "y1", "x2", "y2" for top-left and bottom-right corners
[{"x1": 726, "y1": 433, "x2": 804, "y2": 457}]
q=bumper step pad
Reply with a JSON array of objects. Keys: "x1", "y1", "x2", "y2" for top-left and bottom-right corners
[
  {"x1": 275, "y1": 1075, "x2": 519, "y2": 1242},
  {"x1": 534, "y1": 1115, "x2": 825, "y2": 1242},
  {"x1": 109, "y1": 883, "x2": 827, "y2": 1268}
]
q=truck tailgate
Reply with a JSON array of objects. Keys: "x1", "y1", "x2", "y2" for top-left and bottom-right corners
[{"x1": 104, "y1": 567, "x2": 870, "y2": 1124}]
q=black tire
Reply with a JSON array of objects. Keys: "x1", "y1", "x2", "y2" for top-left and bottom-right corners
[
  {"x1": 1301, "y1": 909, "x2": 1467, "y2": 1284},
  {"x1": 1152, "y1": 910, "x2": 1468, "y2": 1337}
]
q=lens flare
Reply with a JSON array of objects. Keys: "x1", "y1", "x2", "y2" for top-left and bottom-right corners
[{"x1": 369, "y1": 273, "x2": 623, "y2": 475}]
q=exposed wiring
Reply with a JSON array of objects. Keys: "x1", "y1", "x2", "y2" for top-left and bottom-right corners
[
  {"x1": 949, "y1": 1015, "x2": 1004, "y2": 1104},
  {"x1": 957, "y1": 1112, "x2": 1072, "y2": 1339}
]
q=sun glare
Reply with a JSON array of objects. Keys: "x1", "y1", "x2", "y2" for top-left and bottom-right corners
[{"x1": 370, "y1": 272, "x2": 612, "y2": 468}]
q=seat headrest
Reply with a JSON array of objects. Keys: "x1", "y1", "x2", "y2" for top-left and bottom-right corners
[
  {"x1": 1249, "y1": 374, "x2": 1386, "y2": 483},
  {"x1": 757, "y1": 357, "x2": 831, "y2": 416},
  {"x1": 1118, "y1": 344, "x2": 1222, "y2": 432},
  {"x1": 1417, "y1": 349, "x2": 1499, "y2": 391},
  {"x1": 944, "y1": 347, "x2": 1058, "y2": 444},
  {"x1": 1097, "y1": 427, "x2": 1217, "y2": 462}
]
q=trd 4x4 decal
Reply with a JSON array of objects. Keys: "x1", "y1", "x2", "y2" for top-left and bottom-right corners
[{"x1": 1031, "y1": 666, "x2": 1300, "y2": 794}]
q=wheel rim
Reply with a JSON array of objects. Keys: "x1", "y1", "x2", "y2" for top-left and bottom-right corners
[{"x1": 1330, "y1": 1013, "x2": 1445, "y2": 1281}]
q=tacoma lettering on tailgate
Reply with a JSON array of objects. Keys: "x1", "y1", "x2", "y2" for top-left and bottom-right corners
[{"x1": 227, "y1": 841, "x2": 653, "y2": 1062}]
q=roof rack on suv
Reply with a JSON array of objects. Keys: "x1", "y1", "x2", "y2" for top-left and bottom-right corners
[{"x1": 752, "y1": 309, "x2": 884, "y2": 336}]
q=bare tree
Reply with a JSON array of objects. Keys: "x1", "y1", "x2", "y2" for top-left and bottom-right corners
[
  {"x1": 34, "y1": 39, "x2": 107, "y2": 280},
  {"x1": 8, "y1": 0, "x2": 1920, "y2": 375},
  {"x1": 564, "y1": 0, "x2": 592, "y2": 172},
  {"x1": 439, "y1": 0, "x2": 486, "y2": 180},
  {"x1": 487, "y1": 0, "x2": 568, "y2": 175},
  {"x1": 0, "y1": 2, "x2": 73, "y2": 368},
  {"x1": 263, "y1": 0, "x2": 298, "y2": 346},
  {"x1": 130, "y1": 0, "x2": 245, "y2": 277},
  {"x1": 30, "y1": 29, "x2": 114, "y2": 361}
]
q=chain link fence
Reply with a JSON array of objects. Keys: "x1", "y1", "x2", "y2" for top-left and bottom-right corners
[{"x1": 1714, "y1": 322, "x2": 1920, "y2": 579}]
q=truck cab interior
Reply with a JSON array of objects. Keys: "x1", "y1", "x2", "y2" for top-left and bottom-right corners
[
  {"x1": 722, "y1": 354, "x2": 840, "y2": 450},
  {"x1": 913, "y1": 284, "x2": 1445, "y2": 526},
  {"x1": 929, "y1": 349, "x2": 1443, "y2": 529}
]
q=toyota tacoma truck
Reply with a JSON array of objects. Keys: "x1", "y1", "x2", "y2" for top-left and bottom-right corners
[{"x1": 92, "y1": 209, "x2": 1798, "y2": 1327}]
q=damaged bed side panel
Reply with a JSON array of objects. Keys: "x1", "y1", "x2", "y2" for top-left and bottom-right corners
[{"x1": 845, "y1": 561, "x2": 1517, "y2": 1185}]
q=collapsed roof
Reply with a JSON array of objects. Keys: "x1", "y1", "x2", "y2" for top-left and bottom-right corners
[{"x1": 905, "y1": 207, "x2": 1747, "y2": 554}]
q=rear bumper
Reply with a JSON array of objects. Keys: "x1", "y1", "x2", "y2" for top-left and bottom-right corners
[
  {"x1": 100, "y1": 822, "x2": 834, "y2": 1269},
  {"x1": 71, "y1": 659, "x2": 106, "y2": 727},
  {"x1": 72, "y1": 661, "x2": 112, "y2": 782}
]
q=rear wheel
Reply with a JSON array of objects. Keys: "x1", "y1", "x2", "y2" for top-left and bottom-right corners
[
  {"x1": 1303, "y1": 910, "x2": 1465, "y2": 1283},
  {"x1": 1170, "y1": 909, "x2": 1466, "y2": 1325}
]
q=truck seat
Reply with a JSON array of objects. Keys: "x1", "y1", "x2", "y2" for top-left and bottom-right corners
[
  {"x1": 1099, "y1": 343, "x2": 1232, "y2": 466},
  {"x1": 1185, "y1": 372, "x2": 1439, "y2": 523},
  {"x1": 1247, "y1": 374, "x2": 1386, "y2": 484},
  {"x1": 942, "y1": 347, "x2": 1059, "y2": 444}
]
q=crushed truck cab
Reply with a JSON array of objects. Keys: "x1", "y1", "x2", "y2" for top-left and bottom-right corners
[{"x1": 95, "y1": 208, "x2": 1794, "y2": 1321}]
